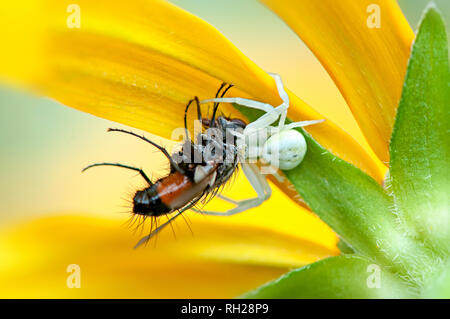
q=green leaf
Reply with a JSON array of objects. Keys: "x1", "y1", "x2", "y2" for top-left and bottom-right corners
[
  {"x1": 389, "y1": 5, "x2": 450, "y2": 256},
  {"x1": 337, "y1": 238, "x2": 355, "y2": 255},
  {"x1": 236, "y1": 105, "x2": 432, "y2": 280},
  {"x1": 420, "y1": 259, "x2": 450, "y2": 298},
  {"x1": 241, "y1": 256, "x2": 414, "y2": 299}
]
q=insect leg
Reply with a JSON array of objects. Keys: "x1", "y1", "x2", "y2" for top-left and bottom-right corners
[
  {"x1": 82, "y1": 162, "x2": 152, "y2": 186},
  {"x1": 107, "y1": 128, "x2": 185, "y2": 175},
  {"x1": 133, "y1": 201, "x2": 197, "y2": 249},
  {"x1": 193, "y1": 163, "x2": 271, "y2": 216}
]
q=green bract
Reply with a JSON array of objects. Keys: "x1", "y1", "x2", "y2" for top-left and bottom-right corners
[{"x1": 238, "y1": 4, "x2": 449, "y2": 299}]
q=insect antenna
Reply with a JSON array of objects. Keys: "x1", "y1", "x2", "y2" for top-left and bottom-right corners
[
  {"x1": 211, "y1": 83, "x2": 233, "y2": 126},
  {"x1": 107, "y1": 128, "x2": 186, "y2": 175},
  {"x1": 82, "y1": 162, "x2": 153, "y2": 186},
  {"x1": 184, "y1": 97, "x2": 201, "y2": 140},
  {"x1": 215, "y1": 82, "x2": 227, "y2": 99}
]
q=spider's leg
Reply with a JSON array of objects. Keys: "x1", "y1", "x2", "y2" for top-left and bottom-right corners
[
  {"x1": 267, "y1": 73, "x2": 289, "y2": 129},
  {"x1": 284, "y1": 119, "x2": 325, "y2": 130},
  {"x1": 193, "y1": 163, "x2": 271, "y2": 216},
  {"x1": 244, "y1": 111, "x2": 279, "y2": 133},
  {"x1": 216, "y1": 194, "x2": 240, "y2": 205},
  {"x1": 201, "y1": 97, "x2": 275, "y2": 114},
  {"x1": 267, "y1": 73, "x2": 289, "y2": 105},
  {"x1": 201, "y1": 97, "x2": 281, "y2": 139}
]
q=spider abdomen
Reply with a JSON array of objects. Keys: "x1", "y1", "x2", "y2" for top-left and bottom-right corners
[{"x1": 261, "y1": 129, "x2": 307, "y2": 170}]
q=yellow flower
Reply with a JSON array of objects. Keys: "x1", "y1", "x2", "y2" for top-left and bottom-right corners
[{"x1": 0, "y1": 0, "x2": 413, "y2": 297}]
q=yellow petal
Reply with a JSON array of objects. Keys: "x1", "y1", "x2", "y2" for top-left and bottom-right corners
[
  {"x1": 262, "y1": 0, "x2": 414, "y2": 163},
  {"x1": 0, "y1": 0, "x2": 384, "y2": 181},
  {"x1": 0, "y1": 214, "x2": 338, "y2": 298}
]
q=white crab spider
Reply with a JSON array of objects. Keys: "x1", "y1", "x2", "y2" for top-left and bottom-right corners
[{"x1": 192, "y1": 73, "x2": 324, "y2": 216}]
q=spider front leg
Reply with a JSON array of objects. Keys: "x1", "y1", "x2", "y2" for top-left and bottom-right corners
[
  {"x1": 267, "y1": 72, "x2": 289, "y2": 130},
  {"x1": 267, "y1": 72, "x2": 289, "y2": 105},
  {"x1": 201, "y1": 97, "x2": 278, "y2": 118},
  {"x1": 200, "y1": 72, "x2": 290, "y2": 131},
  {"x1": 192, "y1": 163, "x2": 271, "y2": 216}
]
